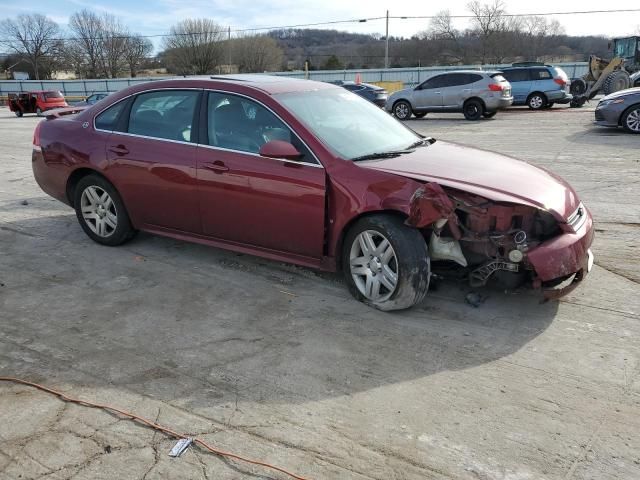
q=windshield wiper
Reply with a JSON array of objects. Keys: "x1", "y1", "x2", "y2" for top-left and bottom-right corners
[
  {"x1": 406, "y1": 137, "x2": 436, "y2": 149},
  {"x1": 351, "y1": 150, "x2": 413, "y2": 162}
]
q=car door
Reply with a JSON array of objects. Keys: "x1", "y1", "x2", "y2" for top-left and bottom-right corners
[
  {"x1": 196, "y1": 91, "x2": 326, "y2": 259},
  {"x1": 441, "y1": 73, "x2": 474, "y2": 108},
  {"x1": 502, "y1": 69, "x2": 531, "y2": 103},
  {"x1": 411, "y1": 75, "x2": 445, "y2": 110},
  {"x1": 529, "y1": 67, "x2": 554, "y2": 94},
  {"x1": 103, "y1": 88, "x2": 202, "y2": 233}
]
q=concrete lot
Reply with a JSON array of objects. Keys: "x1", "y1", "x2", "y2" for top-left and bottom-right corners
[{"x1": 0, "y1": 104, "x2": 639, "y2": 480}]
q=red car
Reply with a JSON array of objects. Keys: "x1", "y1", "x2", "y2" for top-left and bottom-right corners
[
  {"x1": 9, "y1": 90, "x2": 69, "y2": 117},
  {"x1": 32, "y1": 76, "x2": 594, "y2": 310}
]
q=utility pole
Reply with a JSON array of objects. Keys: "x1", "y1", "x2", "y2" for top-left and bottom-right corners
[
  {"x1": 384, "y1": 10, "x2": 389, "y2": 69},
  {"x1": 227, "y1": 26, "x2": 232, "y2": 74}
]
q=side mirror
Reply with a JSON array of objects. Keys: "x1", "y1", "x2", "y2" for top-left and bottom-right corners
[{"x1": 259, "y1": 140, "x2": 302, "y2": 161}]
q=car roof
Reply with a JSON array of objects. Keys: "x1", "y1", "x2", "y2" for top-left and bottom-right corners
[
  {"x1": 202, "y1": 74, "x2": 336, "y2": 94},
  {"x1": 431, "y1": 70, "x2": 498, "y2": 76}
]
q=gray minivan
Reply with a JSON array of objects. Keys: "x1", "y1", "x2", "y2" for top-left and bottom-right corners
[{"x1": 386, "y1": 71, "x2": 513, "y2": 121}]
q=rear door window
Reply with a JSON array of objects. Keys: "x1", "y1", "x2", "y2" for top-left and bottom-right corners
[
  {"x1": 439, "y1": 73, "x2": 473, "y2": 87},
  {"x1": 128, "y1": 90, "x2": 200, "y2": 142},
  {"x1": 501, "y1": 69, "x2": 529, "y2": 82},
  {"x1": 530, "y1": 68, "x2": 552, "y2": 80}
]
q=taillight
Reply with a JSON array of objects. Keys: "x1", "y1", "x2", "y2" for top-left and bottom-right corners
[
  {"x1": 488, "y1": 83, "x2": 503, "y2": 92},
  {"x1": 33, "y1": 121, "x2": 42, "y2": 151},
  {"x1": 554, "y1": 78, "x2": 566, "y2": 86}
]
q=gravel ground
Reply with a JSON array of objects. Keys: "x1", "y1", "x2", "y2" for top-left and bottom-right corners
[{"x1": 0, "y1": 103, "x2": 639, "y2": 480}]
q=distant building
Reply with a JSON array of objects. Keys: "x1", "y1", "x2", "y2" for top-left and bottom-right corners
[{"x1": 12, "y1": 71, "x2": 30, "y2": 80}]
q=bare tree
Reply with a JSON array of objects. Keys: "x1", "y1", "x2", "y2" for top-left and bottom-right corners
[
  {"x1": 467, "y1": 0, "x2": 514, "y2": 63},
  {"x1": 68, "y1": 10, "x2": 104, "y2": 78},
  {"x1": 98, "y1": 14, "x2": 129, "y2": 78},
  {"x1": 162, "y1": 18, "x2": 225, "y2": 75},
  {"x1": 427, "y1": 10, "x2": 468, "y2": 63},
  {"x1": 233, "y1": 34, "x2": 283, "y2": 73},
  {"x1": 124, "y1": 35, "x2": 153, "y2": 77},
  {"x1": 0, "y1": 14, "x2": 60, "y2": 80}
]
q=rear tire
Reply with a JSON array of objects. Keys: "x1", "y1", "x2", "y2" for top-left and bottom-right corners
[
  {"x1": 570, "y1": 78, "x2": 587, "y2": 96},
  {"x1": 463, "y1": 99, "x2": 483, "y2": 121},
  {"x1": 36, "y1": 108, "x2": 43, "y2": 117},
  {"x1": 621, "y1": 105, "x2": 640, "y2": 134},
  {"x1": 602, "y1": 71, "x2": 631, "y2": 96},
  {"x1": 413, "y1": 112, "x2": 427, "y2": 119},
  {"x1": 342, "y1": 214, "x2": 430, "y2": 311},
  {"x1": 74, "y1": 174, "x2": 136, "y2": 246},
  {"x1": 527, "y1": 93, "x2": 546, "y2": 110},
  {"x1": 15, "y1": 110, "x2": 23, "y2": 118},
  {"x1": 393, "y1": 101, "x2": 412, "y2": 120}
]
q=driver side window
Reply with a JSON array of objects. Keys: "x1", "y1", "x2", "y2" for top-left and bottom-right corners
[
  {"x1": 207, "y1": 92, "x2": 314, "y2": 162},
  {"x1": 419, "y1": 75, "x2": 445, "y2": 90}
]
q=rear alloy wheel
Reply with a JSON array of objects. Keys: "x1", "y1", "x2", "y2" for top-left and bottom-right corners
[
  {"x1": 343, "y1": 214, "x2": 430, "y2": 311},
  {"x1": 527, "y1": 93, "x2": 546, "y2": 110},
  {"x1": 393, "y1": 101, "x2": 412, "y2": 120},
  {"x1": 413, "y1": 112, "x2": 427, "y2": 119},
  {"x1": 74, "y1": 174, "x2": 135, "y2": 246},
  {"x1": 622, "y1": 106, "x2": 640, "y2": 134},
  {"x1": 463, "y1": 100, "x2": 483, "y2": 121},
  {"x1": 483, "y1": 111, "x2": 497, "y2": 118}
]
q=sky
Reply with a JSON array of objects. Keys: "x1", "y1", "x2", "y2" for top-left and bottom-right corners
[{"x1": 2, "y1": 0, "x2": 640, "y2": 49}]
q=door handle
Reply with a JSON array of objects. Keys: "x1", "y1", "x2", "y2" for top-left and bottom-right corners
[
  {"x1": 434, "y1": 91, "x2": 441, "y2": 94},
  {"x1": 108, "y1": 145, "x2": 129, "y2": 155},
  {"x1": 203, "y1": 161, "x2": 229, "y2": 173}
]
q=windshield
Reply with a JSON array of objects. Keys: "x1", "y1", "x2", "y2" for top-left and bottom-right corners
[{"x1": 276, "y1": 88, "x2": 420, "y2": 160}]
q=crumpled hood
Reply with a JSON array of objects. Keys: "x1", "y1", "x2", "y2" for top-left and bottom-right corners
[{"x1": 359, "y1": 141, "x2": 579, "y2": 220}]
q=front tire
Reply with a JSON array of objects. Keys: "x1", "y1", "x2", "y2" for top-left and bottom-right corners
[
  {"x1": 463, "y1": 100, "x2": 483, "y2": 120},
  {"x1": 74, "y1": 174, "x2": 135, "y2": 246},
  {"x1": 621, "y1": 105, "x2": 640, "y2": 134},
  {"x1": 602, "y1": 71, "x2": 631, "y2": 95},
  {"x1": 527, "y1": 93, "x2": 546, "y2": 110},
  {"x1": 342, "y1": 214, "x2": 430, "y2": 311},
  {"x1": 393, "y1": 101, "x2": 412, "y2": 120}
]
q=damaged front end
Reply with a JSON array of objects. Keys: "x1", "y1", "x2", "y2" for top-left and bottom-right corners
[{"x1": 406, "y1": 183, "x2": 595, "y2": 299}]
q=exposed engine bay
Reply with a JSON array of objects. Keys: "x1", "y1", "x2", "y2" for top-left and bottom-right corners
[{"x1": 406, "y1": 183, "x2": 565, "y2": 290}]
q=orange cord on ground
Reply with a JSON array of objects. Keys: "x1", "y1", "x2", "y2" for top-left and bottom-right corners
[{"x1": 0, "y1": 377, "x2": 311, "y2": 480}]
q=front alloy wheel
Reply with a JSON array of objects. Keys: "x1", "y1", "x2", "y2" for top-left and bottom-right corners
[
  {"x1": 350, "y1": 230, "x2": 398, "y2": 303},
  {"x1": 393, "y1": 101, "x2": 412, "y2": 120},
  {"x1": 622, "y1": 106, "x2": 640, "y2": 134},
  {"x1": 342, "y1": 214, "x2": 430, "y2": 311}
]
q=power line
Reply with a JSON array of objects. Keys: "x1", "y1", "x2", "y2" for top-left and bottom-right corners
[
  {"x1": 0, "y1": 7, "x2": 638, "y2": 44},
  {"x1": 393, "y1": 8, "x2": 640, "y2": 20}
]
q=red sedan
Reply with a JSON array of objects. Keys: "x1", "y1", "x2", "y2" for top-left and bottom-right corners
[{"x1": 32, "y1": 76, "x2": 594, "y2": 310}]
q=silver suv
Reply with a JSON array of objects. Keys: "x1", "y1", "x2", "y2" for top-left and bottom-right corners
[{"x1": 386, "y1": 71, "x2": 513, "y2": 121}]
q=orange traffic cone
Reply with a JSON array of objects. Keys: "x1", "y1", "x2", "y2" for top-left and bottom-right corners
[{"x1": 355, "y1": 73, "x2": 362, "y2": 84}]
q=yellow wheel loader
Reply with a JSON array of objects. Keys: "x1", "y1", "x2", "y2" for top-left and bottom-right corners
[{"x1": 570, "y1": 36, "x2": 640, "y2": 107}]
